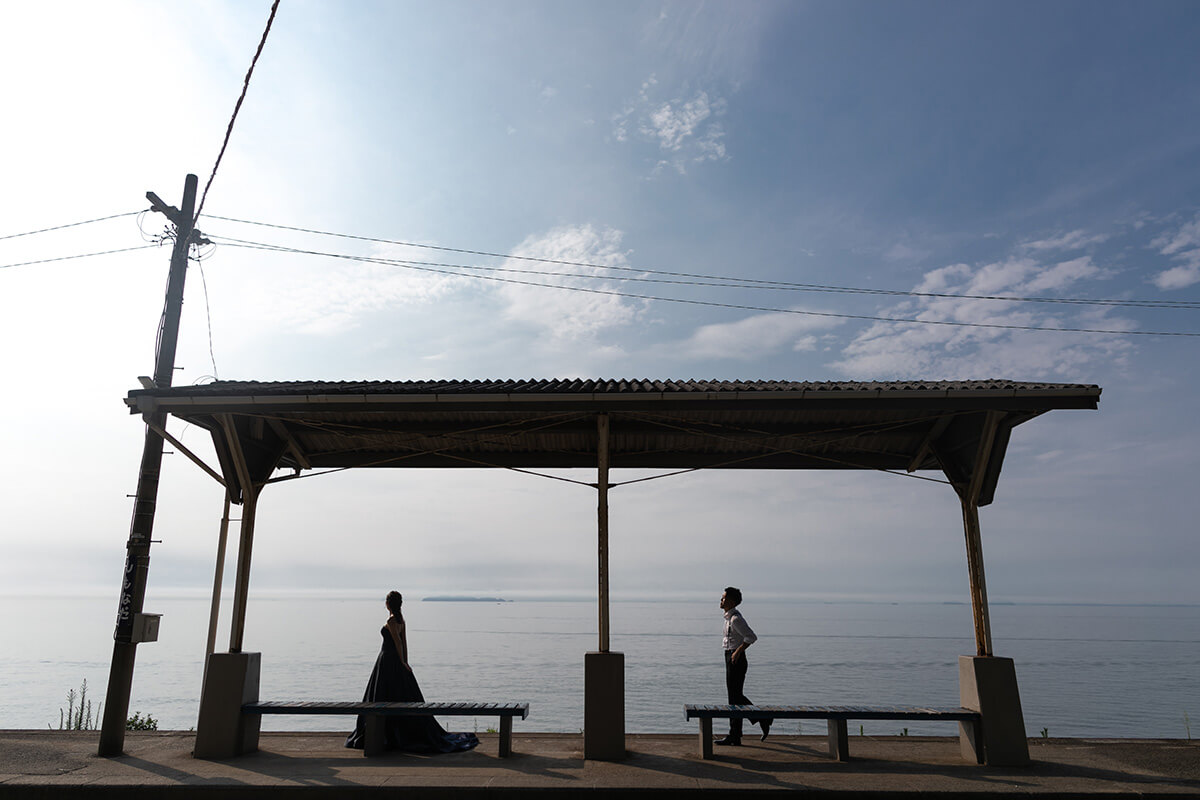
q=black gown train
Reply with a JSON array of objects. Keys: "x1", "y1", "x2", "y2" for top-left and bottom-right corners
[{"x1": 345, "y1": 626, "x2": 479, "y2": 753}]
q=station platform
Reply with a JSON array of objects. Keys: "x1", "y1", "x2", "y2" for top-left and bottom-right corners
[{"x1": 0, "y1": 730, "x2": 1196, "y2": 798}]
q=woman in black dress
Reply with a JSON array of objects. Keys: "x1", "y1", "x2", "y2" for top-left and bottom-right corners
[{"x1": 345, "y1": 591, "x2": 479, "y2": 753}]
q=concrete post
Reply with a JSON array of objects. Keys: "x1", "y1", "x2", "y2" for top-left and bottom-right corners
[
  {"x1": 584, "y1": 651, "x2": 625, "y2": 760},
  {"x1": 959, "y1": 655, "x2": 1030, "y2": 766},
  {"x1": 194, "y1": 651, "x2": 262, "y2": 759}
]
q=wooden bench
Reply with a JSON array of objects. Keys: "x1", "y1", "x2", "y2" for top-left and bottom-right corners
[
  {"x1": 685, "y1": 704, "x2": 982, "y2": 762},
  {"x1": 243, "y1": 701, "x2": 529, "y2": 757}
]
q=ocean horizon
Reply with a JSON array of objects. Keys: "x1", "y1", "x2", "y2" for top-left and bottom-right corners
[{"x1": 3, "y1": 595, "x2": 1195, "y2": 739}]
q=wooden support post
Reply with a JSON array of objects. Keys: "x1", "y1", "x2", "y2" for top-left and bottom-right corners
[
  {"x1": 205, "y1": 494, "x2": 233, "y2": 657},
  {"x1": 585, "y1": 414, "x2": 626, "y2": 761},
  {"x1": 228, "y1": 490, "x2": 258, "y2": 652},
  {"x1": 597, "y1": 413, "x2": 610, "y2": 653},
  {"x1": 99, "y1": 174, "x2": 198, "y2": 757},
  {"x1": 220, "y1": 414, "x2": 259, "y2": 653},
  {"x1": 961, "y1": 411, "x2": 1001, "y2": 658},
  {"x1": 961, "y1": 500, "x2": 993, "y2": 657}
]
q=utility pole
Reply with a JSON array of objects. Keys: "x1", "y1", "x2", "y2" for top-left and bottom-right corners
[{"x1": 99, "y1": 174, "x2": 199, "y2": 756}]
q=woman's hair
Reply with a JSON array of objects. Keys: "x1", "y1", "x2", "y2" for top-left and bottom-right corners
[{"x1": 385, "y1": 591, "x2": 403, "y2": 614}]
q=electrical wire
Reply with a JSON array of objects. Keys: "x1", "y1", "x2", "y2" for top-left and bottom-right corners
[
  {"x1": 210, "y1": 237, "x2": 1200, "y2": 337},
  {"x1": 203, "y1": 213, "x2": 1200, "y2": 310},
  {"x1": 0, "y1": 211, "x2": 143, "y2": 241},
  {"x1": 137, "y1": 209, "x2": 173, "y2": 245},
  {"x1": 0, "y1": 244, "x2": 159, "y2": 271},
  {"x1": 191, "y1": 252, "x2": 220, "y2": 380},
  {"x1": 193, "y1": 0, "x2": 282, "y2": 223}
]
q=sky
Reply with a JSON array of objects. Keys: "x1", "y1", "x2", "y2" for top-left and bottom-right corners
[{"x1": 1, "y1": 1, "x2": 1198, "y2": 615}]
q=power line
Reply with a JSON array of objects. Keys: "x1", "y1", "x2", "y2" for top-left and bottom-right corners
[
  {"x1": 203, "y1": 213, "x2": 1200, "y2": 310},
  {"x1": 194, "y1": 0, "x2": 282, "y2": 223},
  {"x1": 211, "y1": 237, "x2": 1200, "y2": 337},
  {"x1": 0, "y1": 244, "x2": 159, "y2": 271},
  {"x1": 0, "y1": 211, "x2": 143, "y2": 242}
]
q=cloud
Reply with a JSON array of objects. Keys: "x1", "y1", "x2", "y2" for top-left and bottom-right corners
[
  {"x1": 1020, "y1": 229, "x2": 1108, "y2": 252},
  {"x1": 1023, "y1": 256, "x2": 1108, "y2": 292},
  {"x1": 497, "y1": 224, "x2": 643, "y2": 342},
  {"x1": 673, "y1": 311, "x2": 841, "y2": 360},
  {"x1": 884, "y1": 242, "x2": 928, "y2": 262},
  {"x1": 1151, "y1": 213, "x2": 1200, "y2": 290},
  {"x1": 830, "y1": 255, "x2": 1134, "y2": 379},
  {"x1": 257, "y1": 242, "x2": 474, "y2": 335},
  {"x1": 1152, "y1": 252, "x2": 1200, "y2": 290},
  {"x1": 613, "y1": 75, "x2": 730, "y2": 174},
  {"x1": 644, "y1": 91, "x2": 724, "y2": 151},
  {"x1": 1151, "y1": 212, "x2": 1200, "y2": 255}
]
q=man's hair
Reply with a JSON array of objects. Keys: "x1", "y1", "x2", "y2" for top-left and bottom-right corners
[
  {"x1": 724, "y1": 586, "x2": 742, "y2": 606},
  {"x1": 385, "y1": 590, "x2": 403, "y2": 614}
]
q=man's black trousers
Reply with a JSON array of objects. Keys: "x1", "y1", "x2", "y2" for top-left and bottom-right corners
[{"x1": 724, "y1": 649, "x2": 751, "y2": 740}]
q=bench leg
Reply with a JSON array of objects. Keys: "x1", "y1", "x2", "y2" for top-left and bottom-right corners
[
  {"x1": 827, "y1": 719, "x2": 849, "y2": 761},
  {"x1": 499, "y1": 716, "x2": 513, "y2": 758},
  {"x1": 699, "y1": 718, "x2": 713, "y2": 759},
  {"x1": 959, "y1": 718, "x2": 984, "y2": 764},
  {"x1": 364, "y1": 715, "x2": 386, "y2": 758}
]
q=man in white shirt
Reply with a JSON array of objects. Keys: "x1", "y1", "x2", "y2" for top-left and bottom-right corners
[{"x1": 715, "y1": 586, "x2": 771, "y2": 745}]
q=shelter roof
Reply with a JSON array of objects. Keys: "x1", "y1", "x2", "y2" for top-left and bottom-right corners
[{"x1": 126, "y1": 379, "x2": 1100, "y2": 507}]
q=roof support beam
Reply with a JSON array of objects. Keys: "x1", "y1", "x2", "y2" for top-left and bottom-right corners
[
  {"x1": 144, "y1": 417, "x2": 225, "y2": 487},
  {"x1": 907, "y1": 414, "x2": 953, "y2": 473},
  {"x1": 266, "y1": 418, "x2": 311, "y2": 471}
]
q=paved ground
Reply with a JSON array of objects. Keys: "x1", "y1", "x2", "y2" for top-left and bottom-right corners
[{"x1": 0, "y1": 731, "x2": 1197, "y2": 798}]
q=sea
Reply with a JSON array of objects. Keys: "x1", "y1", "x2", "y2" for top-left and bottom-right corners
[{"x1": 2, "y1": 595, "x2": 1196, "y2": 739}]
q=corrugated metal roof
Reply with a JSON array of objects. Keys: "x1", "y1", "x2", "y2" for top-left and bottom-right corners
[
  {"x1": 127, "y1": 378, "x2": 1100, "y2": 508},
  {"x1": 138, "y1": 378, "x2": 1100, "y2": 396}
]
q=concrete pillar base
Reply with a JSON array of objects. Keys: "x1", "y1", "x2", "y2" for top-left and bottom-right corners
[
  {"x1": 194, "y1": 651, "x2": 261, "y2": 759},
  {"x1": 584, "y1": 651, "x2": 625, "y2": 761},
  {"x1": 959, "y1": 655, "x2": 1030, "y2": 766}
]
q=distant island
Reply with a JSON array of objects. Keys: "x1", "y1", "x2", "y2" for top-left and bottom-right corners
[{"x1": 422, "y1": 596, "x2": 510, "y2": 602}]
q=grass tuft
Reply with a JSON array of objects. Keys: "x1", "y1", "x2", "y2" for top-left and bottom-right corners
[{"x1": 54, "y1": 680, "x2": 100, "y2": 731}]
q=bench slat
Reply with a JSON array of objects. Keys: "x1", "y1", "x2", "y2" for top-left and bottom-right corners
[
  {"x1": 244, "y1": 701, "x2": 529, "y2": 717},
  {"x1": 684, "y1": 703, "x2": 979, "y2": 722}
]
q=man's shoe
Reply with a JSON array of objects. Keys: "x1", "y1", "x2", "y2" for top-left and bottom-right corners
[
  {"x1": 760, "y1": 719, "x2": 772, "y2": 741},
  {"x1": 713, "y1": 736, "x2": 741, "y2": 746}
]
